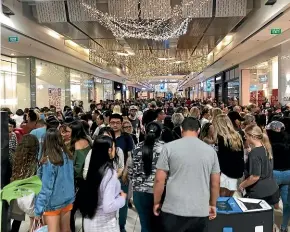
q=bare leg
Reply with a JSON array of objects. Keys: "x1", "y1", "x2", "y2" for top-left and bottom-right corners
[
  {"x1": 44, "y1": 215, "x2": 61, "y2": 232},
  {"x1": 220, "y1": 187, "x2": 230, "y2": 197},
  {"x1": 60, "y1": 211, "x2": 71, "y2": 232}
]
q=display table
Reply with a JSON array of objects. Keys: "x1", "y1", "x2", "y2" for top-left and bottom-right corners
[{"x1": 208, "y1": 197, "x2": 273, "y2": 232}]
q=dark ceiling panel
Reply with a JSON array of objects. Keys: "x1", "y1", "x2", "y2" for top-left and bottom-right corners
[
  {"x1": 205, "y1": 17, "x2": 243, "y2": 36},
  {"x1": 72, "y1": 22, "x2": 115, "y2": 39},
  {"x1": 43, "y1": 22, "x2": 89, "y2": 40},
  {"x1": 125, "y1": 38, "x2": 149, "y2": 50},
  {"x1": 186, "y1": 18, "x2": 212, "y2": 37},
  {"x1": 177, "y1": 35, "x2": 201, "y2": 49}
]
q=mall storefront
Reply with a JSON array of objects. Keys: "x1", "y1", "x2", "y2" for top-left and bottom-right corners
[
  {"x1": 0, "y1": 55, "x2": 114, "y2": 112},
  {"x1": 239, "y1": 46, "x2": 283, "y2": 106}
]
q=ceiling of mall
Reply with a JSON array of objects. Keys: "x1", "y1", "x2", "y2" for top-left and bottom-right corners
[{"x1": 19, "y1": 0, "x2": 255, "y2": 84}]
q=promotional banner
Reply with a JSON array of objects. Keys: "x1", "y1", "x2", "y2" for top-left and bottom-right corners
[{"x1": 48, "y1": 88, "x2": 61, "y2": 111}]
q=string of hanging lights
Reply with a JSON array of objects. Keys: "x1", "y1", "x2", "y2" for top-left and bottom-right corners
[{"x1": 79, "y1": 0, "x2": 192, "y2": 41}]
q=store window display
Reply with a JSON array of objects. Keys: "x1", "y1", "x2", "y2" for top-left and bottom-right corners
[
  {"x1": 35, "y1": 60, "x2": 68, "y2": 110},
  {"x1": 70, "y1": 70, "x2": 94, "y2": 111},
  {"x1": 0, "y1": 56, "x2": 30, "y2": 112},
  {"x1": 248, "y1": 57, "x2": 278, "y2": 106}
]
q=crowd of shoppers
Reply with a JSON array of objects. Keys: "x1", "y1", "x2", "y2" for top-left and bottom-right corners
[{"x1": 3, "y1": 97, "x2": 290, "y2": 232}]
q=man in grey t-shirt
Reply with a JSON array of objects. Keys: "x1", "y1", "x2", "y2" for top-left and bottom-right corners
[{"x1": 154, "y1": 117, "x2": 220, "y2": 232}]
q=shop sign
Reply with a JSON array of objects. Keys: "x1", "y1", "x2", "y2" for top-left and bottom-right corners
[
  {"x1": 258, "y1": 75, "x2": 268, "y2": 83},
  {"x1": 271, "y1": 28, "x2": 282, "y2": 35},
  {"x1": 283, "y1": 96, "x2": 290, "y2": 101},
  {"x1": 8, "y1": 36, "x2": 19, "y2": 43}
]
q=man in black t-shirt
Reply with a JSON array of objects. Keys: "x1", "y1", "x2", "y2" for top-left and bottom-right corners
[{"x1": 128, "y1": 105, "x2": 140, "y2": 136}]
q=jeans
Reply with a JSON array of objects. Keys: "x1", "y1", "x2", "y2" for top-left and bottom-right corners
[
  {"x1": 133, "y1": 192, "x2": 159, "y2": 232},
  {"x1": 119, "y1": 183, "x2": 129, "y2": 232},
  {"x1": 273, "y1": 170, "x2": 290, "y2": 230}
]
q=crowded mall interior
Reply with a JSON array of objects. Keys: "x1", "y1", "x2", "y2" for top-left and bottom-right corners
[{"x1": 2, "y1": 0, "x2": 290, "y2": 232}]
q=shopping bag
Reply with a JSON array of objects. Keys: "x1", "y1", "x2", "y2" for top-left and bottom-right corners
[
  {"x1": 17, "y1": 192, "x2": 35, "y2": 217},
  {"x1": 31, "y1": 219, "x2": 48, "y2": 232}
]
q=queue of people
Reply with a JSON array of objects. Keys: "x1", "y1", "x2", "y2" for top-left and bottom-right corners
[{"x1": 3, "y1": 97, "x2": 290, "y2": 232}]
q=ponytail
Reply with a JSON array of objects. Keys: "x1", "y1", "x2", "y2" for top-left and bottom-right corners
[
  {"x1": 262, "y1": 133, "x2": 273, "y2": 160},
  {"x1": 142, "y1": 122, "x2": 162, "y2": 176}
]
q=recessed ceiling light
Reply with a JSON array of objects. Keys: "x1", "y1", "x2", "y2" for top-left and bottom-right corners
[{"x1": 11, "y1": 53, "x2": 15, "y2": 56}]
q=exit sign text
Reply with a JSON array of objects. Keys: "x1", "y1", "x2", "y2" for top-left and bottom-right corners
[
  {"x1": 8, "y1": 36, "x2": 19, "y2": 43},
  {"x1": 271, "y1": 28, "x2": 282, "y2": 35}
]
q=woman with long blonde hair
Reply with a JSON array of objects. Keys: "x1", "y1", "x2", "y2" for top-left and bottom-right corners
[
  {"x1": 112, "y1": 105, "x2": 122, "y2": 115},
  {"x1": 211, "y1": 108, "x2": 222, "y2": 122},
  {"x1": 212, "y1": 114, "x2": 244, "y2": 197},
  {"x1": 189, "y1": 107, "x2": 200, "y2": 119},
  {"x1": 239, "y1": 125, "x2": 279, "y2": 229}
]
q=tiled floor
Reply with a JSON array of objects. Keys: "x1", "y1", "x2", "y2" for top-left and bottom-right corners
[{"x1": 19, "y1": 209, "x2": 141, "y2": 232}]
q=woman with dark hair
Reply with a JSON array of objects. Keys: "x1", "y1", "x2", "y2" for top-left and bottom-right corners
[
  {"x1": 35, "y1": 128, "x2": 74, "y2": 232},
  {"x1": 12, "y1": 109, "x2": 24, "y2": 128},
  {"x1": 161, "y1": 116, "x2": 174, "y2": 143},
  {"x1": 69, "y1": 120, "x2": 92, "y2": 232},
  {"x1": 79, "y1": 136, "x2": 126, "y2": 231},
  {"x1": 10, "y1": 134, "x2": 39, "y2": 232},
  {"x1": 128, "y1": 122, "x2": 164, "y2": 232},
  {"x1": 84, "y1": 127, "x2": 124, "y2": 179}
]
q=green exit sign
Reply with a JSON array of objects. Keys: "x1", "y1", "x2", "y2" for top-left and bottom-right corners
[
  {"x1": 8, "y1": 36, "x2": 19, "y2": 43},
  {"x1": 271, "y1": 28, "x2": 282, "y2": 35}
]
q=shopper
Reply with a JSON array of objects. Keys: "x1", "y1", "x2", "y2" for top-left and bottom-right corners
[
  {"x1": 10, "y1": 134, "x2": 39, "y2": 232},
  {"x1": 200, "y1": 107, "x2": 211, "y2": 128},
  {"x1": 128, "y1": 105, "x2": 141, "y2": 136},
  {"x1": 212, "y1": 114, "x2": 244, "y2": 197},
  {"x1": 35, "y1": 128, "x2": 74, "y2": 232},
  {"x1": 240, "y1": 125, "x2": 279, "y2": 206},
  {"x1": 154, "y1": 117, "x2": 220, "y2": 232},
  {"x1": 189, "y1": 107, "x2": 200, "y2": 119},
  {"x1": 199, "y1": 122, "x2": 215, "y2": 145},
  {"x1": 171, "y1": 113, "x2": 184, "y2": 140},
  {"x1": 79, "y1": 136, "x2": 126, "y2": 232},
  {"x1": 109, "y1": 114, "x2": 134, "y2": 232},
  {"x1": 92, "y1": 114, "x2": 106, "y2": 139},
  {"x1": 122, "y1": 120, "x2": 138, "y2": 145},
  {"x1": 69, "y1": 120, "x2": 92, "y2": 232},
  {"x1": 267, "y1": 121, "x2": 290, "y2": 232},
  {"x1": 128, "y1": 122, "x2": 164, "y2": 232}
]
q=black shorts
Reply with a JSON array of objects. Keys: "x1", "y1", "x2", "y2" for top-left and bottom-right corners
[
  {"x1": 248, "y1": 188, "x2": 280, "y2": 205},
  {"x1": 260, "y1": 189, "x2": 280, "y2": 205},
  {"x1": 160, "y1": 211, "x2": 208, "y2": 232}
]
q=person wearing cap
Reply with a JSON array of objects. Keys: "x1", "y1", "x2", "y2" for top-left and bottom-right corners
[
  {"x1": 228, "y1": 111, "x2": 246, "y2": 143},
  {"x1": 128, "y1": 105, "x2": 141, "y2": 138},
  {"x1": 30, "y1": 115, "x2": 60, "y2": 160}
]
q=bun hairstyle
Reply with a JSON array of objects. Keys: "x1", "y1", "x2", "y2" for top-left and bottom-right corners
[
  {"x1": 142, "y1": 122, "x2": 162, "y2": 176},
  {"x1": 245, "y1": 125, "x2": 273, "y2": 159}
]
